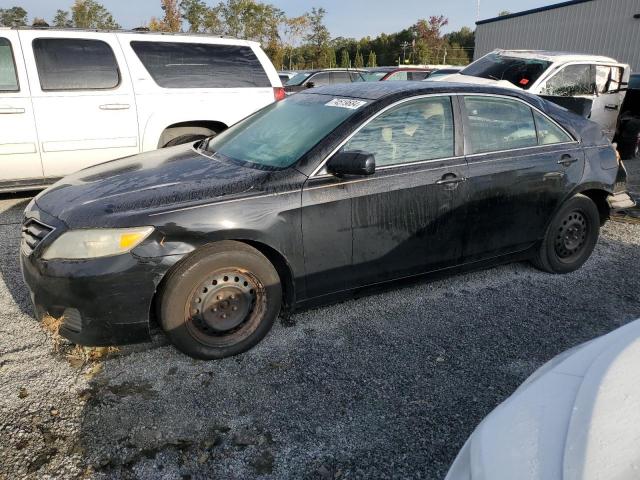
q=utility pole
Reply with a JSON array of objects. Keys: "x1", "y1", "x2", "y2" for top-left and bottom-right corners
[
  {"x1": 476, "y1": 0, "x2": 480, "y2": 21},
  {"x1": 401, "y1": 41, "x2": 410, "y2": 64}
]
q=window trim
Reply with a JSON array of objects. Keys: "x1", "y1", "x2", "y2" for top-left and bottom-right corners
[
  {"x1": 310, "y1": 92, "x2": 577, "y2": 178},
  {"x1": 0, "y1": 37, "x2": 20, "y2": 93},
  {"x1": 32, "y1": 37, "x2": 122, "y2": 92}
]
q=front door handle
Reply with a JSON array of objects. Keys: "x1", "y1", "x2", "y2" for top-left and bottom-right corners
[
  {"x1": 605, "y1": 104, "x2": 619, "y2": 111},
  {"x1": 436, "y1": 174, "x2": 467, "y2": 185},
  {"x1": 99, "y1": 104, "x2": 130, "y2": 111},
  {"x1": 0, "y1": 106, "x2": 25, "y2": 114},
  {"x1": 558, "y1": 154, "x2": 579, "y2": 167}
]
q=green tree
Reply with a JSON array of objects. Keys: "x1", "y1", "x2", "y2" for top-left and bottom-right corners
[
  {"x1": 367, "y1": 50, "x2": 377, "y2": 68},
  {"x1": 306, "y1": 7, "x2": 330, "y2": 66},
  {"x1": 327, "y1": 47, "x2": 336, "y2": 68},
  {"x1": 180, "y1": 0, "x2": 207, "y2": 32},
  {"x1": 53, "y1": 9, "x2": 73, "y2": 28},
  {"x1": 0, "y1": 6, "x2": 28, "y2": 27},
  {"x1": 339, "y1": 49, "x2": 350, "y2": 68},
  {"x1": 71, "y1": 0, "x2": 120, "y2": 29},
  {"x1": 354, "y1": 48, "x2": 364, "y2": 68}
]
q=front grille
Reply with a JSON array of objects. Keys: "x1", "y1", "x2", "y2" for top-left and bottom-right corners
[{"x1": 21, "y1": 218, "x2": 54, "y2": 256}]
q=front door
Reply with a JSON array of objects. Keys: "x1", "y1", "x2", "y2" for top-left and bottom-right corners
[
  {"x1": 461, "y1": 95, "x2": 584, "y2": 261},
  {"x1": 0, "y1": 31, "x2": 43, "y2": 186},
  {"x1": 591, "y1": 65, "x2": 627, "y2": 140},
  {"x1": 19, "y1": 30, "x2": 139, "y2": 179},
  {"x1": 302, "y1": 95, "x2": 468, "y2": 295}
]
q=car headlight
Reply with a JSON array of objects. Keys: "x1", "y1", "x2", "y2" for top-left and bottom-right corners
[{"x1": 42, "y1": 227, "x2": 154, "y2": 260}]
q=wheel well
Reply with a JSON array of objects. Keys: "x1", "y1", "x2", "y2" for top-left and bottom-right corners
[
  {"x1": 241, "y1": 240, "x2": 295, "y2": 312},
  {"x1": 158, "y1": 121, "x2": 228, "y2": 148},
  {"x1": 580, "y1": 189, "x2": 610, "y2": 226}
]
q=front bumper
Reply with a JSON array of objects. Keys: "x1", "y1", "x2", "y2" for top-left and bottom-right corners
[{"x1": 20, "y1": 210, "x2": 178, "y2": 346}]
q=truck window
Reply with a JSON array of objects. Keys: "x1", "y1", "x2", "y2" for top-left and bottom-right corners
[
  {"x1": 33, "y1": 38, "x2": 120, "y2": 91},
  {"x1": 542, "y1": 64, "x2": 594, "y2": 97},
  {"x1": 596, "y1": 66, "x2": 623, "y2": 94},
  {"x1": 0, "y1": 38, "x2": 19, "y2": 91},
  {"x1": 130, "y1": 41, "x2": 270, "y2": 89}
]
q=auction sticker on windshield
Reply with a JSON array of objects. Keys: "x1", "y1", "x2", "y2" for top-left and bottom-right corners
[{"x1": 325, "y1": 98, "x2": 368, "y2": 110}]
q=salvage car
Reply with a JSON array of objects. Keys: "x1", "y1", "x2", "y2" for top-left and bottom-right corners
[
  {"x1": 436, "y1": 50, "x2": 634, "y2": 151},
  {"x1": 446, "y1": 318, "x2": 640, "y2": 480},
  {"x1": 21, "y1": 82, "x2": 634, "y2": 359}
]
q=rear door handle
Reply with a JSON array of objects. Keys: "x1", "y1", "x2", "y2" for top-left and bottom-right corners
[
  {"x1": 558, "y1": 154, "x2": 580, "y2": 167},
  {"x1": 436, "y1": 174, "x2": 467, "y2": 185},
  {"x1": 99, "y1": 104, "x2": 130, "y2": 110},
  {"x1": 0, "y1": 106, "x2": 25, "y2": 114}
]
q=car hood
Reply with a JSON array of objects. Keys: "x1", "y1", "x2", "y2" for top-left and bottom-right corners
[
  {"x1": 445, "y1": 318, "x2": 640, "y2": 480},
  {"x1": 433, "y1": 73, "x2": 519, "y2": 90},
  {"x1": 33, "y1": 144, "x2": 276, "y2": 228}
]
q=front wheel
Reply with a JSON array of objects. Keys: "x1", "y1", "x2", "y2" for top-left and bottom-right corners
[
  {"x1": 532, "y1": 194, "x2": 600, "y2": 274},
  {"x1": 158, "y1": 241, "x2": 282, "y2": 359}
]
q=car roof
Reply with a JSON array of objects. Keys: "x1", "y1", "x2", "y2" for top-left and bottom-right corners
[
  {"x1": 301, "y1": 80, "x2": 544, "y2": 105},
  {"x1": 491, "y1": 49, "x2": 622, "y2": 65}
]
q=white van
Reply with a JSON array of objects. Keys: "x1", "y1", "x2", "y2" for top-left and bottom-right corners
[{"x1": 0, "y1": 28, "x2": 284, "y2": 191}]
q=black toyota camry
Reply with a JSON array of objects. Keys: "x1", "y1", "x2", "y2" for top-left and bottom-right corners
[{"x1": 21, "y1": 82, "x2": 634, "y2": 359}]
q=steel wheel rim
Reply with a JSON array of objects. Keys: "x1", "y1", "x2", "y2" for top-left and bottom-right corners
[
  {"x1": 554, "y1": 210, "x2": 589, "y2": 262},
  {"x1": 184, "y1": 269, "x2": 266, "y2": 347}
]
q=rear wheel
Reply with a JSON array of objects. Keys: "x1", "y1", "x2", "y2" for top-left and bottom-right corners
[
  {"x1": 532, "y1": 194, "x2": 600, "y2": 274},
  {"x1": 158, "y1": 241, "x2": 281, "y2": 359}
]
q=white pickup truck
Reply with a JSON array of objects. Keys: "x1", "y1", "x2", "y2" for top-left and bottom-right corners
[{"x1": 435, "y1": 50, "x2": 639, "y2": 158}]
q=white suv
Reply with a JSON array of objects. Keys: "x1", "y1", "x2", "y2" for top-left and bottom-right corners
[{"x1": 0, "y1": 28, "x2": 283, "y2": 191}]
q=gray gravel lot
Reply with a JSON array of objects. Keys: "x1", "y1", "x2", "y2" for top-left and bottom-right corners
[{"x1": 1, "y1": 177, "x2": 640, "y2": 479}]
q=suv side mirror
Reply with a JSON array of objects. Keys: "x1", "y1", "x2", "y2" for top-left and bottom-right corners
[
  {"x1": 306, "y1": 81, "x2": 315, "y2": 89},
  {"x1": 327, "y1": 150, "x2": 375, "y2": 176}
]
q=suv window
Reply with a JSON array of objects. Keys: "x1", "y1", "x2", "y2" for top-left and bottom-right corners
[
  {"x1": 309, "y1": 72, "x2": 332, "y2": 87},
  {"x1": 130, "y1": 41, "x2": 270, "y2": 89},
  {"x1": 0, "y1": 38, "x2": 18, "y2": 91},
  {"x1": 533, "y1": 110, "x2": 573, "y2": 145},
  {"x1": 332, "y1": 71, "x2": 352, "y2": 83},
  {"x1": 343, "y1": 97, "x2": 454, "y2": 166},
  {"x1": 542, "y1": 64, "x2": 594, "y2": 97},
  {"x1": 596, "y1": 65, "x2": 623, "y2": 94},
  {"x1": 464, "y1": 96, "x2": 538, "y2": 154},
  {"x1": 33, "y1": 38, "x2": 120, "y2": 91}
]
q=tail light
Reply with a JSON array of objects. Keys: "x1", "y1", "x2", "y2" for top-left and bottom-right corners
[{"x1": 273, "y1": 87, "x2": 286, "y2": 102}]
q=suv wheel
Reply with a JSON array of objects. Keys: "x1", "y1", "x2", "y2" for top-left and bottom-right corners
[
  {"x1": 532, "y1": 194, "x2": 600, "y2": 274},
  {"x1": 158, "y1": 241, "x2": 282, "y2": 360}
]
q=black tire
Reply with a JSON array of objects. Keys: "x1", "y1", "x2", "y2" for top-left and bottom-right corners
[
  {"x1": 618, "y1": 118, "x2": 640, "y2": 160},
  {"x1": 158, "y1": 241, "x2": 282, "y2": 360},
  {"x1": 532, "y1": 194, "x2": 600, "y2": 274},
  {"x1": 163, "y1": 134, "x2": 208, "y2": 148}
]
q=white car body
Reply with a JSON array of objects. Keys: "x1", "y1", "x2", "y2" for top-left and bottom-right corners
[
  {"x1": 446, "y1": 318, "x2": 640, "y2": 480},
  {"x1": 0, "y1": 28, "x2": 282, "y2": 191},
  {"x1": 435, "y1": 50, "x2": 631, "y2": 141}
]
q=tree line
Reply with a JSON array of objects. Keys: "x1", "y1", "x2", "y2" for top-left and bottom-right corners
[{"x1": 0, "y1": 0, "x2": 475, "y2": 69}]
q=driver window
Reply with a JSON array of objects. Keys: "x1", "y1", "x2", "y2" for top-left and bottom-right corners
[
  {"x1": 542, "y1": 64, "x2": 594, "y2": 96},
  {"x1": 343, "y1": 97, "x2": 454, "y2": 166}
]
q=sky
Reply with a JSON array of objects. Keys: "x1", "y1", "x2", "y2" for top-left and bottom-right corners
[{"x1": 9, "y1": 0, "x2": 557, "y2": 37}]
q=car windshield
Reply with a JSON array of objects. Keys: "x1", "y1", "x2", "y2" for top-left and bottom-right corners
[
  {"x1": 461, "y1": 52, "x2": 552, "y2": 90},
  {"x1": 360, "y1": 72, "x2": 388, "y2": 82},
  {"x1": 201, "y1": 94, "x2": 364, "y2": 169},
  {"x1": 285, "y1": 72, "x2": 311, "y2": 86}
]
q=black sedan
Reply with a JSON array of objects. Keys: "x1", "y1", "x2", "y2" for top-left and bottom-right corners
[{"x1": 21, "y1": 82, "x2": 634, "y2": 359}]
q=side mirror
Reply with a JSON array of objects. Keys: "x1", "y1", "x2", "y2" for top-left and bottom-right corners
[
  {"x1": 327, "y1": 150, "x2": 375, "y2": 176},
  {"x1": 306, "y1": 81, "x2": 315, "y2": 89}
]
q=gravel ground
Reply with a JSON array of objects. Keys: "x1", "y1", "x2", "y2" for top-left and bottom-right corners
[{"x1": 1, "y1": 179, "x2": 640, "y2": 480}]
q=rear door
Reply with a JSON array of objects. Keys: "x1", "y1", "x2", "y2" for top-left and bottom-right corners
[
  {"x1": 19, "y1": 30, "x2": 139, "y2": 179},
  {"x1": 0, "y1": 31, "x2": 43, "y2": 186},
  {"x1": 461, "y1": 95, "x2": 584, "y2": 261}
]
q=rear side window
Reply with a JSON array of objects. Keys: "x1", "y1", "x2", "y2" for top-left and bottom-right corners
[
  {"x1": 533, "y1": 110, "x2": 573, "y2": 145},
  {"x1": 33, "y1": 38, "x2": 120, "y2": 91},
  {"x1": 596, "y1": 66, "x2": 624, "y2": 94},
  {"x1": 464, "y1": 96, "x2": 538, "y2": 154},
  {"x1": 0, "y1": 38, "x2": 19, "y2": 91},
  {"x1": 130, "y1": 41, "x2": 270, "y2": 89}
]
